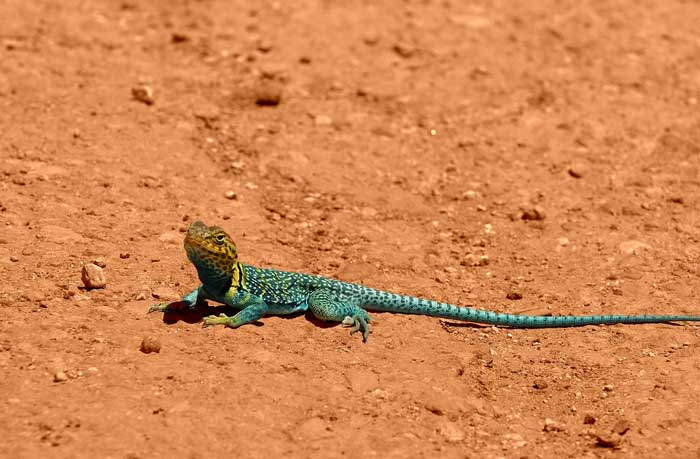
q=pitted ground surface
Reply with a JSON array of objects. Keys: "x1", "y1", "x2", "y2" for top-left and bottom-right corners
[{"x1": 2, "y1": 1, "x2": 700, "y2": 457}]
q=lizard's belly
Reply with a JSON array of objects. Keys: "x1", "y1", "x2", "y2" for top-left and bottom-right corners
[{"x1": 265, "y1": 299, "x2": 309, "y2": 315}]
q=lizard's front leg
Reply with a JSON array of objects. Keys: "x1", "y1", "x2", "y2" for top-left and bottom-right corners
[
  {"x1": 147, "y1": 285, "x2": 207, "y2": 314},
  {"x1": 307, "y1": 288, "x2": 372, "y2": 342},
  {"x1": 203, "y1": 294, "x2": 268, "y2": 329}
]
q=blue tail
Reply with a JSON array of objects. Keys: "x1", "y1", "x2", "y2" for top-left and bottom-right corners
[{"x1": 361, "y1": 290, "x2": 700, "y2": 328}]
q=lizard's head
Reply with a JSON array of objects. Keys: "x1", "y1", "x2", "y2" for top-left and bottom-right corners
[{"x1": 184, "y1": 221, "x2": 238, "y2": 284}]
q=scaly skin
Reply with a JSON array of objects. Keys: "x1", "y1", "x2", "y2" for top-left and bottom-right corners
[{"x1": 148, "y1": 221, "x2": 700, "y2": 342}]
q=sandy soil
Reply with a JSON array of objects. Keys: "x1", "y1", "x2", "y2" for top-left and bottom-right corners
[{"x1": 2, "y1": 1, "x2": 700, "y2": 457}]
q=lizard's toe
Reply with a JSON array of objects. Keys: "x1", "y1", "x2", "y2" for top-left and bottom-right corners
[
  {"x1": 203, "y1": 313, "x2": 233, "y2": 328},
  {"x1": 348, "y1": 314, "x2": 372, "y2": 343},
  {"x1": 147, "y1": 302, "x2": 168, "y2": 314},
  {"x1": 341, "y1": 316, "x2": 355, "y2": 327}
]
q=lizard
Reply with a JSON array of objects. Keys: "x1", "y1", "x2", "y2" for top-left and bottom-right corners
[{"x1": 148, "y1": 220, "x2": 700, "y2": 342}]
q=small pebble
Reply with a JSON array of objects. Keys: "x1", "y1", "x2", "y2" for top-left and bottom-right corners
[
  {"x1": 393, "y1": 42, "x2": 416, "y2": 58},
  {"x1": 140, "y1": 336, "x2": 161, "y2": 354},
  {"x1": 253, "y1": 82, "x2": 282, "y2": 106},
  {"x1": 9, "y1": 256, "x2": 18, "y2": 262},
  {"x1": 603, "y1": 384, "x2": 614, "y2": 392},
  {"x1": 568, "y1": 164, "x2": 585, "y2": 178},
  {"x1": 81, "y1": 263, "x2": 106, "y2": 290},
  {"x1": 583, "y1": 414, "x2": 596, "y2": 424},
  {"x1": 119, "y1": 252, "x2": 130, "y2": 259},
  {"x1": 224, "y1": 190, "x2": 237, "y2": 200},
  {"x1": 520, "y1": 206, "x2": 546, "y2": 221},
  {"x1": 619, "y1": 240, "x2": 651, "y2": 255},
  {"x1": 171, "y1": 32, "x2": 190, "y2": 43},
  {"x1": 53, "y1": 371, "x2": 68, "y2": 383},
  {"x1": 595, "y1": 433, "x2": 622, "y2": 448},
  {"x1": 543, "y1": 418, "x2": 564, "y2": 432},
  {"x1": 613, "y1": 419, "x2": 631, "y2": 435},
  {"x1": 92, "y1": 257, "x2": 107, "y2": 268},
  {"x1": 132, "y1": 83, "x2": 155, "y2": 105},
  {"x1": 506, "y1": 291, "x2": 523, "y2": 300},
  {"x1": 314, "y1": 115, "x2": 333, "y2": 126},
  {"x1": 532, "y1": 379, "x2": 548, "y2": 389}
]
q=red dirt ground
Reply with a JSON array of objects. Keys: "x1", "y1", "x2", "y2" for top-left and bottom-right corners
[{"x1": 2, "y1": 1, "x2": 700, "y2": 457}]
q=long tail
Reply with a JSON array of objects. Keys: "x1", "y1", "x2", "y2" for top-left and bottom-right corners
[{"x1": 361, "y1": 290, "x2": 700, "y2": 328}]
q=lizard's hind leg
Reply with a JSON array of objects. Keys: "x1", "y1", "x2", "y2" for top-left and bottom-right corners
[{"x1": 308, "y1": 289, "x2": 371, "y2": 342}]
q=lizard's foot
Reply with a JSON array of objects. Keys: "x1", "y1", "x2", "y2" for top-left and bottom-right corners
[
  {"x1": 147, "y1": 302, "x2": 170, "y2": 314},
  {"x1": 341, "y1": 312, "x2": 371, "y2": 343},
  {"x1": 147, "y1": 301, "x2": 195, "y2": 314},
  {"x1": 203, "y1": 313, "x2": 236, "y2": 328}
]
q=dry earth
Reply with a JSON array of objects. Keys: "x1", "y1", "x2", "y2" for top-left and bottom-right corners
[{"x1": 2, "y1": 1, "x2": 700, "y2": 458}]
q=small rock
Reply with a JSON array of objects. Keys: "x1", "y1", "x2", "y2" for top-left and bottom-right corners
[
  {"x1": 119, "y1": 252, "x2": 130, "y2": 259},
  {"x1": 595, "y1": 432, "x2": 622, "y2": 448},
  {"x1": 520, "y1": 206, "x2": 546, "y2": 221},
  {"x1": 9, "y1": 256, "x2": 18, "y2": 262},
  {"x1": 532, "y1": 379, "x2": 548, "y2": 390},
  {"x1": 568, "y1": 164, "x2": 586, "y2": 178},
  {"x1": 438, "y1": 421, "x2": 465, "y2": 443},
  {"x1": 140, "y1": 336, "x2": 161, "y2": 354},
  {"x1": 81, "y1": 263, "x2": 106, "y2": 290},
  {"x1": 134, "y1": 291, "x2": 148, "y2": 301},
  {"x1": 171, "y1": 32, "x2": 190, "y2": 43},
  {"x1": 92, "y1": 257, "x2": 107, "y2": 268},
  {"x1": 476, "y1": 204, "x2": 487, "y2": 212},
  {"x1": 256, "y1": 39, "x2": 273, "y2": 53},
  {"x1": 506, "y1": 291, "x2": 523, "y2": 300},
  {"x1": 314, "y1": 114, "x2": 333, "y2": 126},
  {"x1": 253, "y1": 82, "x2": 282, "y2": 106},
  {"x1": 151, "y1": 287, "x2": 179, "y2": 301},
  {"x1": 393, "y1": 42, "x2": 416, "y2": 58},
  {"x1": 619, "y1": 240, "x2": 651, "y2": 255},
  {"x1": 462, "y1": 190, "x2": 477, "y2": 200},
  {"x1": 53, "y1": 371, "x2": 68, "y2": 383},
  {"x1": 557, "y1": 237, "x2": 569, "y2": 246},
  {"x1": 583, "y1": 414, "x2": 596, "y2": 424},
  {"x1": 158, "y1": 231, "x2": 181, "y2": 244},
  {"x1": 612, "y1": 419, "x2": 631, "y2": 435},
  {"x1": 224, "y1": 190, "x2": 237, "y2": 200},
  {"x1": 362, "y1": 32, "x2": 380, "y2": 46},
  {"x1": 132, "y1": 83, "x2": 155, "y2": 105},
  {"x1": 543, "y1": 418, "x2": 564, "y2": 432}
]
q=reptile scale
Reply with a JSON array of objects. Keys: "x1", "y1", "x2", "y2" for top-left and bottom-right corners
[{"x1": 148, "y1": 221, "x2": 700, "y2": 342}]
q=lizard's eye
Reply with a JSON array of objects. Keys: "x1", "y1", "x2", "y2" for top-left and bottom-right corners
[{"x1": 214, "y1": 234, "x2": 225, "y2": 244}]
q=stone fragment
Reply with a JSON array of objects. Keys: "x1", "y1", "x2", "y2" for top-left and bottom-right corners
[
  {"x1": 619, "y1": 240, "x2": 651, "y2": 255},
  {"x1": 132, "y1": 83, "x2": 155, "y2": 105},
  {"x1": 81, "y1": 263, "x2": 106, "y2": 290}
]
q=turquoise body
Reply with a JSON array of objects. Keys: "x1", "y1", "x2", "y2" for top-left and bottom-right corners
[{"x1": 233, "y1": 265, "x2": 700, "y2": 328}]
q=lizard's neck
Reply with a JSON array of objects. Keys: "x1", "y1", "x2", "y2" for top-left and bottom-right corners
[{"x1": 194, "y1": 260, "x2": 246, "y2": 295}]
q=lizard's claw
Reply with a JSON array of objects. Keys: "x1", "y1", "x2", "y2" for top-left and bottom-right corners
[
  {"x1": 341, "y1": 313, "x2": 372, "y2": 343},
  {"x1": 203, "y1": 313, "x2": 232, "y2": 328},
  {"x1": 147, "y1": 302, "x2": 169, "y2": 314}
]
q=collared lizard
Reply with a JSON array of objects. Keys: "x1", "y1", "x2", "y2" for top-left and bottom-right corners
[{"x1": 148, "y1": 221, "x2": 700, "y2": 342}]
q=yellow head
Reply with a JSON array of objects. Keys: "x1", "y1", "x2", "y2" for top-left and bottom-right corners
[{"x1": 184, "y1": 221, "x2": 238, "y2": 285}]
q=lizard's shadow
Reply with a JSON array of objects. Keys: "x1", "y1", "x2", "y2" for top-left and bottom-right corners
[{"x1": 159, "y1": 302, "x2": 313, "y2": 328}]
